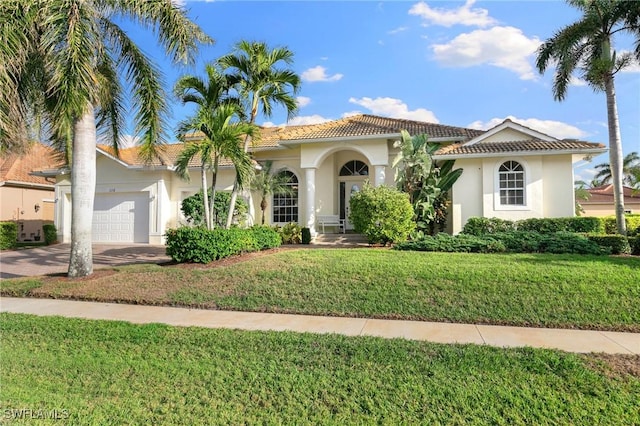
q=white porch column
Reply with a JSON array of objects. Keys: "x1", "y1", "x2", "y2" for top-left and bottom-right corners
[
  {"x1": 305, "y1": 167, "x2": 316, "y2": 235},
  {"x1": 374, "y1": 165, "x2": 386, "y2": 186}
]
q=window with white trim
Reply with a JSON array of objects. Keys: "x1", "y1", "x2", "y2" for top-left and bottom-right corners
[
  {"x1": 498, "y1": 161, "x2": 525, "y2": 205},
  {"x1": 272, "y1": 171, "x2": 298, "y2": 223}
]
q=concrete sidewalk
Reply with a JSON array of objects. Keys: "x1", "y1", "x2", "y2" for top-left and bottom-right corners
[{"x1": 2, "y1": 297, "x2": 638, "y2": 355}]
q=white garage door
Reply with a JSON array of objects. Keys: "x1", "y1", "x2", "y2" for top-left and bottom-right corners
[{"x1": 93, "y1": 193, "x2": 149, "y2": 243}]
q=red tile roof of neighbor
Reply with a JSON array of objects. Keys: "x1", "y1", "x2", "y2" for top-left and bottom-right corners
[
  {"x1": 584, "y1": 185, "x2": 640, "y2": 204},
  {"x1": 0, "y1": 143, "x2": 64, "y2": 186}
]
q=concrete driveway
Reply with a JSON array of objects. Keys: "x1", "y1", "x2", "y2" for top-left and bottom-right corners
[{"x1": 0, "y1": 244, "x2": 170, "y2": 279}]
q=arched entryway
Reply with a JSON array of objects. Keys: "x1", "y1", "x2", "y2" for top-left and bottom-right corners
[{"x1": 339, "y1": 160, "x2": 368, "y2": 230}]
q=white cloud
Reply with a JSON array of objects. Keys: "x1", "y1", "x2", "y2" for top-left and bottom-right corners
[
  {"x1": 287, "y1": 115, "x2": 332, "y2": 125},
  {"x1": 301, "y1": 66, "x2": 343, "y2": 82},
  {"x1": 341, "y1": 110, "x2": 362, "y2": 118},
  {"x1": 409, "y1": 0, "x2": 496, "y2": 28},
  {"x1": 468, "y1": 116, "x2": 588, "y2": 139},
  {"x1": 348, "y1": 97, "x2": 439, "y2": 123},
  {"x1": 261, "y1": 121, "x2": 276, "y2": 128},
  {"x1": 296, "y1": 96, "x2": 311, "y2": 108},
  {"x1": 111, "y1": 135, "x2": 140, "y2": 149},
  {"x1": 569, "y1": 76, "x2": 588, "y2": 87},
  {"x1": 388, "y1": 26, "x2": 408, "y2": 35},
  {"x1": 620, "y1": 50, "x2": 640, "y2": 73},
  {"x1": 431, "y1": 26, "x2": 541, "y2": 80}
]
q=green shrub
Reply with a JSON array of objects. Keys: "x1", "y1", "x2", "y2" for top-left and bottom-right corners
[
  {"x1": 301, "y1": 227, "x2": 311, "y2": 244},
  {"x1": 0, "y1": 222, "x2": 17, "y2": 250},
  {"x1": 462, "y1": 217, "x2": 515, "y2": 236},
  {"x1": 181, "y1": 191, "x2": 248, "y2": 227},
  {"x1": 602, "y1": 215, "x2": 640, "y2": 236},
  {"x1": 165, "y1": 227, "x2": 258, "y2": 263},
  {"x1": 475, "y1": 231, "x2": 605, "y2": 255},
  {"x1": 349, "y1": 184, "x2": 415, "y2": 245},
  {"x1": 586, "y1": 234, "x2": 630, "y2": 255},
  {"x1": 536, "y1": 232, "x2": 605, "y2": 255},
  {"x1": 250, "y1": 226, "x2": 282, "y2": 250},
  {"x1": 395, "y1": 234, "x2": 505, "y2": 253},
  {"x1": 43, "y1": 224, "x2": 57, "y2": 245},
  {"x1": 516, "y1": 218, "x2": 566, "y2": 234},
  {"x1": 629, "y1": 237, "x2": 640, "y2": 256},
  {"x1": 278, "y1": 223, "x2": 302, "y2": 244},
  {"x1": 564, "y1": 217, "x2": 604, "y2": 233},
  {"x1": 490, "y1": 231, "x2": 544, "y2": 253}
]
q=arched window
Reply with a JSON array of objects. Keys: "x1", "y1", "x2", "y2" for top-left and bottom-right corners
[
  {"x1": 498, "y1": 161, "x2": 525, "y2": 205},
  {"x1": 272, "y1": 170, "x2": 298, "y2": 223},
  {"x1": 339, "y1": 160, "x2": 368, "y2": 176}
]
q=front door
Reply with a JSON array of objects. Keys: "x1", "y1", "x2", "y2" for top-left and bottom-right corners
[{"x1": 339, "y1": 180, "x2": 362, "y2": 230}]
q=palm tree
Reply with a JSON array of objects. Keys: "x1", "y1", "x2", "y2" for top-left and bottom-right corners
[
  {"x1": 218, "y1": 41, "x2": 301, "y2": 228},
  {"x1": 250, "y1": 161, "x2": 295, "y2": 225},
  {"x1": 536, "y1": 0, "x2": 639, "y2": 235},
  {"x1": 175, "y1": 103, "x2": 256, "y2": 230},
  {"x1": 174, "y1": 64, "x2": 242, "y2": 229},
  {"x1": 2, "y1": 0, "x2": 210, "y2": 277},
  {"x1": 593, "y1": 151, "x2": 640, "y2": 186}
]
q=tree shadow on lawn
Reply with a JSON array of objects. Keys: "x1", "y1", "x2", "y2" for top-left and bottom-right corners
[{"x1": 505, "y1": 253, "x2": 640, "y2": 268}]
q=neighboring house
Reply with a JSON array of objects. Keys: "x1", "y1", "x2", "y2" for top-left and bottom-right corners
[
  {"x1": 580, "y1": 185, "x2": 640, "y2": 216},
  {"x1": 51, "y1": 114, "x2": 606, "y2": 243},
  {"x1": 0, "y1": 143, "x2": 62, "y2": 242}
]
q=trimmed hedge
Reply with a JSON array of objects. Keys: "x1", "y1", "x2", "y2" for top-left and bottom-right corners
[
  {"x1": 165, "y1": 226, "x2": 281, "y2": 264},
  {"x1": 463, "y1": 216, "x2": 604, "y2": 236},
  {"x1": 602, "y1": 215, "x2": 640, "y2": 236},
  {"x1": 395, "y1": 234, "x2": 506, "y2": 253},
  {"x1": 586, "y1": 234, "x2": 631, "y2": 255},
  {"x1": 251, "y1": 225, "x2": 282, "y2": 250},
  {"x1": 489, "y1": 231, "x2": 605, "y2": 255},
  {"x1": 43, "y1": 224, "x2": 57, "y2": 245},
  {"x1": 461, "y1": 217, "x2": 516, "y2": 236},
  {"x1": 0, "y1": 222, "x2": 17, "y2": 250},
  {"x1": 629, "y1": 237, "x2": 640, "y2": 256},
  {"x1": 398, "y1": 231, "x2": 606, "y2": 255}
]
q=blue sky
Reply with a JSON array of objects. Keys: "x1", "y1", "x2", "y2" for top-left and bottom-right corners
[{"x1": 124, "y1": 0, "x2": 640, "y2": 183}]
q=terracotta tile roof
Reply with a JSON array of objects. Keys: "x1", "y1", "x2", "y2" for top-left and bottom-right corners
[
  {"x1": 0, "y1": 143, "x2": 64, "y2": 186},
  {"x1": 584, "y1": 185, "x2": 640, "y2": 204},
  {"x1": 435, "y1": 139, "x2": 606, "y2": 156},
  {"x1": 98, "y1": 115, "x2": 484, "y2": 167},
  {"x1": 269, "y1": 114, "x2": 483, "y2": 143},
  {"x1": 97, "y1": 144, "x2": 235, "y2": 168}
]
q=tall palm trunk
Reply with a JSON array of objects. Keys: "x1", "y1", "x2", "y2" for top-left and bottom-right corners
[
  {"x1": 209, "y1": 156, "x2": 219, "y2": 228},
  {"x1": 225, "y1": 101, "x2": 258, "y2": 228},
  {"x1": 68, "y1": 107, "x2": 97, "y2": 278},
  {"x1": 604, "y1": 74, "x2": 627, "y2": 235},
  {"x1": 201, "y1": 163, "x2": 211, "y2": 230}
]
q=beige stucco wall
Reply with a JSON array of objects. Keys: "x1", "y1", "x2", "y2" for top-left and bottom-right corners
[
  {"x1": 479, "y1": 128, "x2": 531, "y2": 143},
  {"x1": 57, "y1": 155, "x2": 173, "y2": 244},
  {"x1": 451, "y1": 155, "x2": 577, "y2": 233},
  {"x1": 581, "y1": 202, "x2": 640, "y2": 217},
  {"x1": 0, "y1": 185, "x2": 55, "y2": 242}
]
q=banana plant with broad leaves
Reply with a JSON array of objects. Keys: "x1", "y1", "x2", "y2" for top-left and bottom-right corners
[{"x1": 393, "y1": 130, "x2": 462, "y2": 235}]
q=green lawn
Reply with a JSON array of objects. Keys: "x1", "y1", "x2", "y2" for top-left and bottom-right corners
[
  {"x1": 1, "y1": 313, "x2": 638, "y2": 425},
  {"x1": 2, "y1": 249, "x2": 639, "y2": 331}
]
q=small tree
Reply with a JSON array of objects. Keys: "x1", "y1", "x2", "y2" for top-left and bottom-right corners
[
  {"x1": 250, "y1": 161, "x2": 295, "y2": 225},
  {"x1": 349, "y1": 184, "x2": 415, "y2": 245}
]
